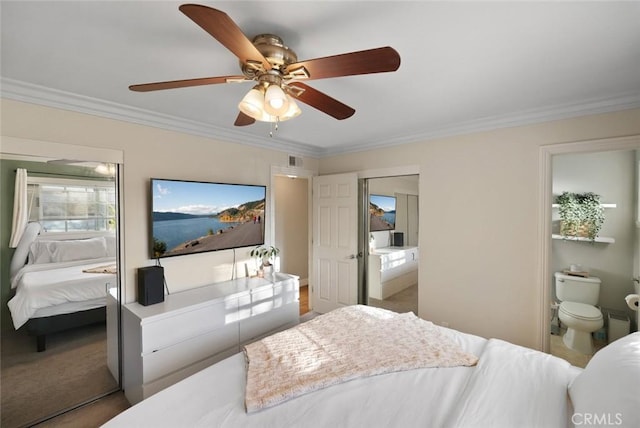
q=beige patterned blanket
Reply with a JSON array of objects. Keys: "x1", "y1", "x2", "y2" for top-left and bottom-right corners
[
  {"x1": 243, "y1": 305, "x2": 478, "y2": 413},
  {"x1": 82, "y1": 264, "x2": 117, "y2": 274}
]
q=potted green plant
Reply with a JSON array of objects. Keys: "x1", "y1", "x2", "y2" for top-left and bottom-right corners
[
  {"x1": 249, "y1": 245, "x2": 280, "y2": 275},
  {"x1": 556, "y1": 192, "x2": 605, "y2": 241}
]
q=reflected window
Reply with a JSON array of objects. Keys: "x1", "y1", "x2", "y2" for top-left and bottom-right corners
[{"x1": 27, "y1": 177, "x2": 116, "y2": 233}]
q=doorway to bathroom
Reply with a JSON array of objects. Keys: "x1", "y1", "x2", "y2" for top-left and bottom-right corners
[{"x1": 545, "y1": 142, "x2": 640, "y2": 367}]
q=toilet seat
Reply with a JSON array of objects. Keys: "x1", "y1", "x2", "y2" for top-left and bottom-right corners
[{"x1": 559, "y1": 301, "x2": 602, "y2": 321}]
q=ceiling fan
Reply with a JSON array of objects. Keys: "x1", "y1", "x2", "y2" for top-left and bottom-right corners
[{"x1": 129, "y1": 4, "x2": 401, "y2": 127}]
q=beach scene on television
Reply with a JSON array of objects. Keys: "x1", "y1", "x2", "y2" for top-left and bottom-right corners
[
  {"x1": 369, "y1": 194, "x2": 396, "y2": 231},
  {"x1": 151, "y1": 179, "x2": 266, "y2": 258}
]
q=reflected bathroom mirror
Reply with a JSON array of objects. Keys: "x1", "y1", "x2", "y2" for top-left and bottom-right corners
[{"x1": 0, "y1": 150, "x2": 122, "y2": 427}]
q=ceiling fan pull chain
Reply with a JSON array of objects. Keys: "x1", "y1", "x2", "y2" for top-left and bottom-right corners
[{"x1": 269, "y1": 117, "x2": 280, "y2": 138}]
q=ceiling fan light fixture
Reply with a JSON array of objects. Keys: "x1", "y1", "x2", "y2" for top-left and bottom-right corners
[
  {"x1": 250, "y1": 94, "x2": 302, "y2": 123},
  {"x1": 264, "y1": 84, "x2": 289, "y2": 116},
  {"x1": 280, "y1": 95, "x2": 301, "y2": 121},
  {"x1": 238, "y1": 86, "x2": 265, "y2": 120}
]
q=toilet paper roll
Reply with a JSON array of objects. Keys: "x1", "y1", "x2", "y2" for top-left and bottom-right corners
[{"x1": 625, "y1": 294, "x2": 639, "y2": 311}]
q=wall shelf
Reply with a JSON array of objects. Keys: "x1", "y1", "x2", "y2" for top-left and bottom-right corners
[
  {"x1": 551, "y1": 201, "x2": 616, "y2": 243},
  {"x1": 551, "y1": 203, "x2": 617, "y2": 208},
  {"x1": 552, "y1": 234, "x2": 615, "y2": 244}
]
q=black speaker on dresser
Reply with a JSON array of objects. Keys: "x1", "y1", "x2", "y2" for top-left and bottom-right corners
[
  {"x1": 392, "y1": 232, "x2": 404, "y2": 247},
  {"x1": 137, "y1": 266, "x2": 165, "y2": 306}
]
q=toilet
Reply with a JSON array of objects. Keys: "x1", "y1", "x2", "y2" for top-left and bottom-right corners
[{"x1": 554, "y1": 272, "x2": 604, "y2": 354}]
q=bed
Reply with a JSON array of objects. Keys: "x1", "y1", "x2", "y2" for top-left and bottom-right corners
[
  {"x1": 103, "y1": 305, "x2": 640, "y2": 428},
  {"x1": 8, "y1": 222, "x2": 117, "y2": 351}
]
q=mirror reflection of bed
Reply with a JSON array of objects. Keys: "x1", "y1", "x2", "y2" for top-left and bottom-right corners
[
  {"x1": 0, "y1": 156, "x2": 121, "y2": 428},
  {"x1": 366, "y1": 175, "x2": 419, "y2": 315}
]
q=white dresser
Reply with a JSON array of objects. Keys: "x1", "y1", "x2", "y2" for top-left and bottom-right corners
[
  {"x1": 122, "y1": 273, "x2": 299, "y2": 404},
  {"x1": 368, "y1": 247, "x2": 418, "y2": 299}
]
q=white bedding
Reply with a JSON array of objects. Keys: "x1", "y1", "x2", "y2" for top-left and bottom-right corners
[
  {"x1": 7, "y1": 257, "x2": 116, "y2": 329},
  {"x1": 443, "y1": 338, "x2": 577, "y2": 427},
  {"x1": 30, "y1": 297, "x2": 106, "y2": 319},
  {"x1": 103, "y1": 316, "x2": 581, "y2": 428}
]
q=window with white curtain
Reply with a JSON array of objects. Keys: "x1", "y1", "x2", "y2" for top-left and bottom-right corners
[{"x1": 26, "y1": 176, "x2": 116, "y2": 233}]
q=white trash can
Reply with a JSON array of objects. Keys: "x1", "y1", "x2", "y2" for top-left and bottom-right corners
[{"x1": 608, "y1": 311, "x2": 630, "y2": 344}]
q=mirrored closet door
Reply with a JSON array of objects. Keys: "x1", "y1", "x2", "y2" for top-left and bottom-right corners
[
  {"x1": 1, "y1": 144, "x2": 122, "y2": 427},
  {"x1": 365, "y1": 175, "x2": 419, "y2": 315}
]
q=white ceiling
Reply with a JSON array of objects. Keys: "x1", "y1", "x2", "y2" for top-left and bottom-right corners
[{"x1": 2, "y1": 1, "x2": 639, "y2": 158}]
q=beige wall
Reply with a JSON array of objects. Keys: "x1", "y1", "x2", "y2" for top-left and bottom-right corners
[
  {"x1": 274, "y1": 176, "x2": 309, "y2": 284},
  {"x1": 0, "y1": 99, "x2": 319, "y2": 305},
  {"x1": 320, "y1": 109, "x2": 640, "y2": 348},
  {"x1": 3, "y1": 97, "x2": 640, "y2": 349}
]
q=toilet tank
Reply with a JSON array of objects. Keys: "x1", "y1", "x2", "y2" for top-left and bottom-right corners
[{"x1": 554, "y1": 272, "x2": 601, "y2": 305}]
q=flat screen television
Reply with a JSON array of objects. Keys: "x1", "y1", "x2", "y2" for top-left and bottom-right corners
[
  {"x1": 369, "y1": 194, "x2": 396, "y2": 231},
  {"x1": 150, "y1": 178, "x2": 266, "y2": 258}
]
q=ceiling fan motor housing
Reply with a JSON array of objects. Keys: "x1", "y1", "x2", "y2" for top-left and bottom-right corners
[{"x1": 241, "y1": 34, "x2": 298, "y2": 79}]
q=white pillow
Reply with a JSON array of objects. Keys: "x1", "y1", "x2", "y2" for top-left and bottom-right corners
[
  {"x1": 28, "y1": 240, "x2": 56, "y2": 264},
  {"x1": 10, "y1": 222, "x2": 42, "y2": 281},
  {"x1": 104, "y1": 234, "x2": 117, "y2": 257},
  {"x1": 569, "y1": 332, "x2": 640, "y2": 427},
  {"x1": 50, "y1": 237, "x2": 108, "y2": 262}
]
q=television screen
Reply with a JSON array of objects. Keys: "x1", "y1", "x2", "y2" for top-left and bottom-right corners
[
  {"x1": 150, "y1": 178, "x2": 266, "y2": 258},
  {"x1": 369, "y1": 194, "x2": 396, "y2": 231}
]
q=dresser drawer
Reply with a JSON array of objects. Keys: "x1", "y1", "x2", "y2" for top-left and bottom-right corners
[
  {"x1": 123, "y1": 274, "x2": 300, "y2": 405},
  {"x1": 142, "y1": 323, "x2": 239, "y2": 383},
  {"x1": 239, "y1": 301, "x2": 299, "y2": 344},
  {"x1": 238, "y1": 284, "x2": 299, "y2": 319},
  {"x1": 142, "y1": 347, "x2": 237, "y2": 400},
  {"x1": 141, "y1": 298, "x2": 238, "y2": 354}
]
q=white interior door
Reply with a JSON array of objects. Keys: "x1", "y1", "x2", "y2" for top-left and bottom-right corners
[{"x1": 312, "y1": 173, "x2": 358, "y2": 313}]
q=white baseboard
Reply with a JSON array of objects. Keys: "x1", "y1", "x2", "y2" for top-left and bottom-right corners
[{"x1": 299, "y1": 277, "x2": 309, "y2": 287}]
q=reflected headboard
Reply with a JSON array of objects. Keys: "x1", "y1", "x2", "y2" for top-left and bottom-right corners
[{"x1": 9, "y1": 222, "x2": 42, "y2": 281}]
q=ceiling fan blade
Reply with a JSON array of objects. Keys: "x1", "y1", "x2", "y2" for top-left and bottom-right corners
[
  {"x1": 129, "y1": 75, "x2": 247, "y2": 92},
  {"x1": 286, "y1": 46, "x2": 400, "y2": 80},
  {"x1": 179, "y1": 4, "x2": 271, "y2": 71},
  {"x1": 288, "y1": 82, "x2": 355, "y2": 120},
  {"x1": 234, "y1": 112, "x2": 255, "y2": 127}
]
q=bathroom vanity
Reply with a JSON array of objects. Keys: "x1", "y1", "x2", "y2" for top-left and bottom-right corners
[{"x1": 368, "y1": 246, "x2": 418, "y2": 299}]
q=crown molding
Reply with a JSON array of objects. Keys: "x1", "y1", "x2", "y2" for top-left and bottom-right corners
[
  {"x1": 2, "y1": 77, "x2": 639, "y2": 159},
  {"x1": 0, "y1": 78, "x2": 323, "y2": 158},
  {"x1": 321, "y1": 91, "x2": 640, "y2": 156}
]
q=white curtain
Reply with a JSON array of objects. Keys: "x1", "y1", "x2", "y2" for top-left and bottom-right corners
[{"x1": 9, "y1": 168, "x2": 28, "y2": 248}]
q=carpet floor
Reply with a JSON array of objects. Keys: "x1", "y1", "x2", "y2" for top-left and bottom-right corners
[
  {"x1": 1, "y1": 323, "x2": 118, "y2": 428},
  {"x1": 34, "y1": 391, "x2": 130, "y2": 428},
  {"x1": 368, "y1": 283, "x2": 418, "y2": 315}
]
